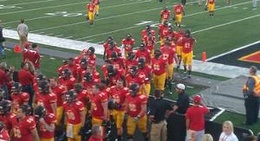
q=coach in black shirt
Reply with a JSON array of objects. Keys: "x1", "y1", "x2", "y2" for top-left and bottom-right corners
[
  {"x1": 149, "y1": 90, "x2": 172, "y2": 141},
  {"x1": 167, "y1": 83, "x2": 190, "y2": 141}
]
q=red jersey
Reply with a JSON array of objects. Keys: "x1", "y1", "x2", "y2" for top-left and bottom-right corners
[
  {"x1": 87, "y1": 54, "x2": 97, "y2": 68},
  {"x1": 37, "y1": 113, "x2": 56, "y2": 139},
  {"x1": 87, "y1": 3, "x2": 95, "y2": 12},
  {"x1": 12, "y1": 116, "x2": 37, "y2": 141},
  {"x1": 151, "y1": 57, "x2": 168, "y2": 75},
  {"x1": 160, "y1": 10, "x2": 171, "y2": 21},
  {"x1": 51, "y1": 85, "x2": 66, "y2": 107},
  {"x1": 186, "y1": 106, "x2": 209, "y2": 131},
  {"x1": 22, "y1": 48, "x2": 31, "y2": 62},
  {"x1": 121, "y1": 38, "x2": 135, "y2": 52},
  {"x1": 138, "y1": 65, "x2": 152, "y2": 84},
  {"x1": 161, "y1": 45, "x2": 177, "y2": 64},
  {"x1": 82, "y1": 72, "x2": 101, "y2": 92},
  {"x1": 18, "y1": 69, "x2": 34, "y2": 86},
  {"x1": 158, "y1": 24, "x2": 169, "y2": 38},
  {"x1": 63, "y1": 101, "x2": 85, "y2": 124},
  {"x1": 0, "y1": 128, "x2": 10, "y2": 141},
  {"x1": 109, "y1": 86, "x2": 128, "y2": 111},
  {"x1": 135, "y1": 49, "x2": 151, "y2": 64},
  {"x1": 76, "y1": 89, "x2": 89, "y2": 106},
  {"x1": 141, "y1": 29, "x2": 156, "y2": 39},
  {"x1": 143, "y1": 35, "x2": 156, "y2": 52},
  {"x1": 106, "y1": 47, "x2": 122, "y2": 59},
  {"x1": 108, "y1": 57, "x2": 125, "y2": 70},
  {"x1": 58, "y1": 76, "x2": 77, "y2": 90},
  {"x1": 175, "y1": 31, "x2": 184, "y2": 45},
  {"x1": 124, "y1": 59, "x2": 138, "y2": 74},
  {"x1": 92, "y1": 0, "x2": 100, "y2": 5},
  {"x1": 103, "y1": 42, "x2": 110, "y2": 53},
  {"x1": 29, "y1": 50, "x2": 41, "y2": 69},
  {"x1": 208, "y1": 0, "x2": 216, "y2": 4},
  {"x1": 35, "y1": 92, "x2": 57, "y2": 114},
  {"x1": 0, "y1": 113, "x2": 17, "y2": 132},
  {"x1": 125, "y1": 72, "x2": 145, "y2": 87},
  {"x1": 174, "y1": 4, "x2": 184, "y2": 15},
  {"x1": 180, "y1": 37, "x2": 196, "y2": 53},
  {"x1": 11, "y1": 92, "x2": 30, "y2": 112},
  {"x1": 76, "y1": 66, "x2": 88, "y2": 82},
  {"x1": 90, "y1": 92, "x2": 108, "y2": 119},
  {"x1": 126, "y1": 94, "x2": 147, "y2": 117},
  {"x1": 102, "y1": 67, "x2": 125, "y2": 86}
]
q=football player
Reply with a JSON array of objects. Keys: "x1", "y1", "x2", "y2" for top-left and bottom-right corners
[
  {"x1": 10, "y1": 82, "x2": 30, "y2": 113},
  {"x1": 137, "y1": 58, "x2": 152, "y2": 96},
  {"x1": 63, "y1": 90, "x2": 86, "y2": 141},
  {"x1": 34, "y1": 105, "x2": 56, "y2": 141},
  {"x1": 86, "y1": 47, "x2": 96, "y2": 70},
  {"x1": 108, "y1": 79, "x2": 129, "y2": 141},
  {"x1": 160, "y1": 6, "x2": 171, "y2": 23},
  {"x1": 173, "y1": 4, "x2": 185, "y2": 28},
  {"x1": 35, "y1": 80, "x2": 57, "y2": 115},
  {"x1": 0, "y1": 121, "x2": 10, "y2": 141},
  {"x1": 121, "y1": 33, "x2": 135, "y2": 58},
  {"x1": 86, "y1": 1, "x2": 95, "y2": 25},
  {"x1": 178, "y1": 29, "x2": 196, "y2": 78},
  {"x1": 49, "y1": 77, "x2": 66, "y2": 126},
  {"x1": 126, "y1": 65, "x2": 146, "y2": 95},
  {"x1": 205, "y1": 0, "x2": 216, "y2": 16},
  {"x1": 135, "y1": 43, "x2": 151, "y2": 65},
  {"x1": 158, "y1": 20, "x2": 170, "y2": 46},
  {"x1": 0, "y1": 100, "x2": 17, "y2": 132},
  {"x1": 125, "y1": 83, "x2": 148, "y2": 141},
  {"x1": 58, "y1": 69, "x2": 77, "y2": 90},
  {"x1": 151, "y1": 50, "x2": 168, "y2": 91},
  {"x1": 12, "y1": 104, "x2": 40, "y2": 141}
]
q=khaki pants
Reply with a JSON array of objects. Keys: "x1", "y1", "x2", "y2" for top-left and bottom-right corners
[{"x1": 150, "y1": 120, "x2": 167, "y2": 141}]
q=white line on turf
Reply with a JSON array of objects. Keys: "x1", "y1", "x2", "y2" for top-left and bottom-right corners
[
  {"x1": 12, "y1": 0, "x2": 56, "y2": 6},
  {"x1": 207, "y1": 40, "x2": 260, "y2": 61}
]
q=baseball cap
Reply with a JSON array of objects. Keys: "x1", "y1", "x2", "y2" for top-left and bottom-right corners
[
  {"x1": 193, "y1": 95, "x2": 202, "y2": 103},
  {"x1": 176, "y1": 83, "x2": 185, "y2": 90}
]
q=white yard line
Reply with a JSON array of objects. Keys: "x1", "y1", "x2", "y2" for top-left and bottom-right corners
[{"x1": 11, "y1": 0, "x2": 56, "y2": 6}]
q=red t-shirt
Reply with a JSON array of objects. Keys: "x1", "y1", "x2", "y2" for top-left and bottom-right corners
[
  {"x1": 151, "y1": 57, "x2": 168, "y2": 75},
  {"x1": 186, "y1": 105, "x2": 209, "y2": 131},
  {"x1": 12, "y1": 116, "x2": 37, "y2": 141},
  {"x1": 126, "y1": 94, "x2": 147, "y2": 117},
  {"x1": 90, "y1": 92, "x2": 108, "y2": 119},
  {"x1": 63, "y1": 101, "x2": 85, "y2": 124},
  {"x1": 37, "y1": 113, "x2": 56, "y2": 139},
  {"x1": 18, "y1": 69, "x2": 34, "y2": 86}
]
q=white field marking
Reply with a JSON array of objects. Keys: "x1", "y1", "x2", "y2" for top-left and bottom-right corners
[
  {"x1": 0, "y1": 0, "x2": 7, "y2": 1},
  {"x1": 0, "y1": 2, "x2": 86, "y2": 16},
  {"x1": 50, "y1": 57, "x2": 56, "y2": 60},
  {"x1": 64, "y1": 36, "x2": 73, "y2": 39},
  {"x1": 31, "y1": 7, "x2": 161, "y2": 33},
  {"x1": 55, "y1": 34, "x2": 64, "y2": 37},
  {"x1": 192, "y1": 14, "x2": 260, "y2": 35},
  {"x1": 207, "y1": 40, "x2": 260, "y2": 61},
  {"x1": 2, "y1": 0, "x2": 151, "y2": 25},
  {"x1": 76, "y1": 1, "x2": 252, "y2": 40},
  {"x1": 12, "y1": 0, "x2": 56, "y2": 6}
]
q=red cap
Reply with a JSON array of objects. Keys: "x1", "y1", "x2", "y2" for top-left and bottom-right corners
[{"x1": 193, "y1": 95, "x2": 202, "y2": 103}]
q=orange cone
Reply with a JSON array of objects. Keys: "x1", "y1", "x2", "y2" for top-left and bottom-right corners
[
  {"x1": 14, "y1": 45, "x2": 22, "y2": 53},
  {"x1": 202, "y1": 52, "x2": 207, "y2": 62}
]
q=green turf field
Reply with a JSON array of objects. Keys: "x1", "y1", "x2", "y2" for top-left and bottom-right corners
[{"x1": 1, "y1": 0, "x2": 260, "y2": 136}]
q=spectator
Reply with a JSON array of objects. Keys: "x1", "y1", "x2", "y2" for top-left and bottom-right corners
[
  {"x1": 0, "y1": 62, "x2": 9, "y2": 99},
  {"x1": 242, "y1": 135, "x2": 257, "y2": 141},
  {"x1": 88, "y1": 124, "x2": 103, "y2": 141},
  {"x1": 0, "y1": 19, "x2": 6, "y2": 59},
  {"x1": 149, "y1": 90, "x2": 172, "y2": 141},
  {"x1": 202, "y1": 134, "x2": 213, "y2": 141},
  {"x1": 167, "y1": 83, "x2": 189, "y2": 141},
  {"x1": 185, "y1": 95, "x2": 209, "y2": 141},
  {"x1": 243, "y1": 66, "x2": 260, "y2": 125},
  {"x1": 18, "y1": 62, "x2": 34, "y2": 105},
  {"x1": 17, "y1": 19, "x2": 28, "y2": 50},
  {"x1": 218, "y1": 120, "x2": 238, "y2": 141}
]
